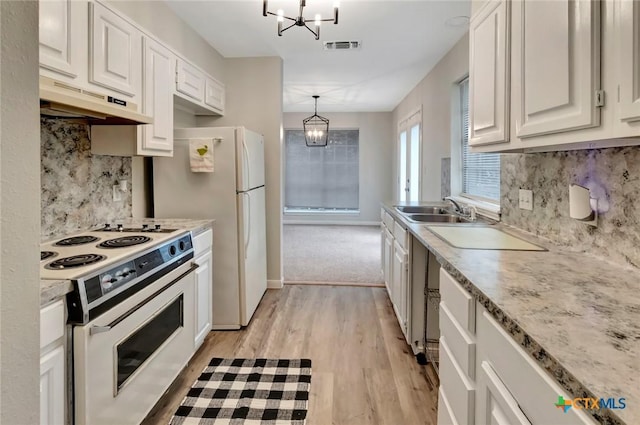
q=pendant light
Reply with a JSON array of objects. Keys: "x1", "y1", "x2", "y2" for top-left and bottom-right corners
[{"x1": 303, "y1": 96, "x2": 329, "y2": 147}]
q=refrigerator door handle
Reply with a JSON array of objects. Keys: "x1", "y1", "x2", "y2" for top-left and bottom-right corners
[
  {"x1": 243, "y1": 192, "x2": 251, "y2": 259},
  {"x1": 242, "y1": 139, "x2": 251, "y2": 189}
]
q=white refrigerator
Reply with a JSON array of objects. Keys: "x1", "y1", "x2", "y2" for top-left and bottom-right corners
[{"x1": 153, "y1": 127, "x2": 267, "y2": 329}]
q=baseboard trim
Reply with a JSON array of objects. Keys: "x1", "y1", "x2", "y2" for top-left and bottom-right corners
[
  {"x1": 284, "y1": 280, "x2": 385, "y2": 288},
  {"x1": 212, "y1": 324, "x2": 241, "y2": 331},
  {"x1": 283, "y1": 220, "x2": 381, "y2": 226},
  {"x1": 267, "y1": 279, "x2": 284, "y2": 289}
]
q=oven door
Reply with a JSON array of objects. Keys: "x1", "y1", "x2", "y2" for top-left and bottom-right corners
[{"x1": 73, "y1": 261, "x2": 198, "y2": 425}]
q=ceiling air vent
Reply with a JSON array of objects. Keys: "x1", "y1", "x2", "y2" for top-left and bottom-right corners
[{"x1": 323, "y1": 41, "x2": 361, "y2": 51}]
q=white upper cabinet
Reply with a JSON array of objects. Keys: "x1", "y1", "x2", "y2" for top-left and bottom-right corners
[
  {"x1": 176, "y1": 59, "x2": 205, "y2": 102},
  {"x1": 205, "y1": 76, "x2": 225, "y2": 113},
  {"x1": 174, "y1": 59, "x2": 225, "y2": 116},
  {"x1": 139, "y1": 36, "x2": 174, "y2": 155},
  {"x1": 89, "y1": 1, "x2": 141, "y2": 98},
  {"x1": 469, "y1": 0, "x2": 510, "y2": 146},
  {"x1": 39, "y1": 0, "x2": 83, "y2": 79},
  {"x1": 617, "y1": 0, "x2": 640, "y2": 123},
  {"x1": 512, "y1": 0, "x2": 601, "y2": 139}
]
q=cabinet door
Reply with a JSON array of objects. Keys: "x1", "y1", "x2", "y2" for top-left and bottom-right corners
[
  {"x1": 476, "y1": 361, "x2": 531, "y2": 425},
  {"x1": 205, "y1": 76, "x2": 225, "y2": 112},
  {"x1": 392, "y1": 240, "x2": 408, "y2": 338},
  {"x1": 618, "y1": 0, "x2": 640, "y2": 122},
  {"x1": 39, "y1": 0, "x2": 81, "y2": 78},
  {"x1": 384, "y1": 229, "x2": 394, "y2": 296},
  {"x1": 513, "y1": 0, "x2": 601, "y2": 138},
  {"x1": 40, "y1": 345, "x2": 65, "y2": 425},
  {"x1": 469, "y1": 0, "x2": 510, "y2": 146},
  {"x1": 176, "y1": 59, "x2": 205, "y2": 102},
  {"x1": 140, "y1": 37, "x2": 174, "y2": 155},
  {"x1": 89, "y1": 1, "x2": 141, "y2": 97},
  {"x1": 194, "y1": 250, "x2": 212, "y2": 348}
]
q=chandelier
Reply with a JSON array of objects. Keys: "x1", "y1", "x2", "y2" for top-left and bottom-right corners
[
  {"x1": 303, "y1": 96, "x2": 329, "y2": 147},
  {"x1": 262, "y1": 0, "x2": 340, "y2": 40}
]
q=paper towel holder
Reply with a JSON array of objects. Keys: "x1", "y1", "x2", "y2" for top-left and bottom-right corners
[{"x1": 569, "y1": 184, "x2": 598, "y2": 227}]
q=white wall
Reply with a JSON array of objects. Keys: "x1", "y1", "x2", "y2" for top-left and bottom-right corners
[
  {"x1": 197, "y1": 57, "x2": 284, "y2": 286},
  {"x1": 0, "y1": 1, "x2": 41, "y2": 422},
  {"x1": 392, "y1": 35, "x2": 470, "y2": 201},
  {"x1": 282, "y1": 112, "x2": 393, "y2": 224}
]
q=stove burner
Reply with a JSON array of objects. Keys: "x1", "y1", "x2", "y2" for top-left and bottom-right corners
[
  {"x1": 45, "y1": 254, "x2": 106, "y2": 270},
  {"x1": 98, "y1": 236, "x2": 151, "y2": 249},
  {"x1": 41, "y1": 251, "x2": 57, "y2": 261},
  {"x1": 55, "y1": 236, "x2": 100, "y2": 246}
]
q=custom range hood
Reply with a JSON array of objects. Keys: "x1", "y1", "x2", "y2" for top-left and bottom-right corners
[{"x1": 40, "y1": 76, "x2": 153, "y2": 125}]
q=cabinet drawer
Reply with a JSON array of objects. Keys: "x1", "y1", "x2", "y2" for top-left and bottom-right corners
[
  {"x1": 393, "y1": 221, "x2": 409, "y2": 249},
  {"x1": 440, "y1": 338, "x2": 475, "y2": 425},
  {"x1": 440, "y1": 302, "x2": 476, "y2": 380},
  {"x1": 193, "y1": 228, "x2": 213, "y2": 257},
  {"x1": 383, "y1": 211, "x2": 395, "y2": 230},
  {"x1": 440, "y1": 269, "x2": 475, "y2": 334},
  {"x1": 40, "y1": 300, "x2": 65, "y2": 350},
  {"x1": 438, "y1": 388, "x2": 460, "y2": 425},
  {"x1": 477, "y1": 309, "x2": 597, "y2": 425}
]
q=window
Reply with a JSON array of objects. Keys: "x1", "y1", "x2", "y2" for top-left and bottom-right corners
[
  {"x1": 459, "y1": 78, "x2": 500, "y2": 202},
  {"x1": 284, "y1": 129, "x2": 359, "y2": 212}
]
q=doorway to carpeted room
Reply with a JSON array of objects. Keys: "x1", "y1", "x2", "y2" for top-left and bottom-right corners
[{"x1": 283, "y1": 224, "x2": 384, "y2": 286}]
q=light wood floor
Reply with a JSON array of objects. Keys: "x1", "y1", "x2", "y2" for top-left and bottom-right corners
[{"x1": 142, "y1": 285, "x2": 439, "y2": 425}]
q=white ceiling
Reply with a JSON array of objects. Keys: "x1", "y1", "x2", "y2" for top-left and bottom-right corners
[{"x1": 166, "y1": 0, "x2": 470, "y2": 113}]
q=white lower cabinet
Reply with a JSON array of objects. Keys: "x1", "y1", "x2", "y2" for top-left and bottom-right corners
[
  {"x1": 438, "y1": 270, "x2": 597, "y2": 425},
  {"x1": 193, "y1": 229, "x2": 213, "y2": 349},
  {"x1": 40, "y1": 300, "x2": 66, "y2": 425},
  {"x1": 380, "y1": 211, "x2": 412, "y2": 344},
  {"x1": 392, "y1": 239, "x2": 410, "y2": 342},
  {"x1": 476, "y1": 360, "x2": 531, "y2": 425}
]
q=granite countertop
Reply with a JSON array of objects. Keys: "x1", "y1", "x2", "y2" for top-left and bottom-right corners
[
  {"x1": 39, "y1": 218, "x2": 214, "y2": 305},
  {"x1": 383, "y1": 202, "x2": 638, "y2": 425}
]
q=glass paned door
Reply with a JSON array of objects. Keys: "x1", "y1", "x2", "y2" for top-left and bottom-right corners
[{"x1": 398, "y1": 125, "x2": 421, "y2": 202}]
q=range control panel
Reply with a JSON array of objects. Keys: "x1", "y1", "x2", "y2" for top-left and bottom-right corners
[{"x1": 82, "y1": 234, "x2": 193, "y2": 306}]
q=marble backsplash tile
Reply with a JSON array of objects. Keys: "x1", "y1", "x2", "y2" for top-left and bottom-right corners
[
  {"x1": 441, "y1": 157, "x2": 451, "y2": 198},
  {"x1": 501, "y1": 147, "x2": 640, "y2": 268},
  {"x1": 41, "y1": 119, "x2": 132, "y2": 241}
]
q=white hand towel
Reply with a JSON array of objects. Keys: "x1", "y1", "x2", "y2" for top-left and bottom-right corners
[{"x1": 190, "y1": 139, "x2": 214, "y2": 173}]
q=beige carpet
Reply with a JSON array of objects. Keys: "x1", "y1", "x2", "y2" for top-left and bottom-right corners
[{"x1": 283, "y1": 224, "x2": 384, "y2": 285}]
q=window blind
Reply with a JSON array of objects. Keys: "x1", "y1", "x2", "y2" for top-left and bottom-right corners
[
  {"x1": 460, "y1": 78, "x2": 501, "y2": 201},
  {"x1": 284, "y1": 129, "x2": 359, "y2": 211}
]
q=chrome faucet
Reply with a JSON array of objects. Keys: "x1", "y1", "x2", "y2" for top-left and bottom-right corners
[{"x1": 443, "y1": 197, "x2": 462, "y2": 213}]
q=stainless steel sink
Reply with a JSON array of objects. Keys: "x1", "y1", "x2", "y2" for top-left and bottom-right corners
[
  {"x1": 395, "y1": 205, "x2": 450, "y2": 214},
  {"x1": 406, "y1": 214, "x2": 471, "y2": 223}
]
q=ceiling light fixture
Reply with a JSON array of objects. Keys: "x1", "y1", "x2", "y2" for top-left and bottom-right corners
[
  {"x1": 263, "y1": 0, "x2": 340, "y2": 40},
  {"x1": 303, "y1": 96, "x2": 329, "y2": 147}
]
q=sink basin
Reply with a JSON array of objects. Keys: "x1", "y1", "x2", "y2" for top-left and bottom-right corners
[
  {"x1": 406, "y1": 214, "x2": 471, "y2": 223},
  {"x1": 395, "y1": 206, "x2": 450, "y2": 214}
]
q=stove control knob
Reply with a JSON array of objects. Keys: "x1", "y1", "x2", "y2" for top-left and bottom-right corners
[
  {"x1": 142, "y1": 224, "x2": 149, "y2": 230},
  {"x1": 117, "y1": 224, "x2": 123, "y2": 231},
  {"x1": 169, "y1": 245, "x2": 177, "y2": 256},
  {"x1": 179, "y1": 241, "x2": 186, "y2": 251},
  {"x1": 155, "y1": 224, "x2": 161, "y2": 231},
  {"x1": 101, "y1": 274, "x2": 113, "y2": 287}
]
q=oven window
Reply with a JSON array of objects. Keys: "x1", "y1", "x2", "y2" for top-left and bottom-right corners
[{"x1": 116, "y1": 295, "x2": 183, "y2": 390}]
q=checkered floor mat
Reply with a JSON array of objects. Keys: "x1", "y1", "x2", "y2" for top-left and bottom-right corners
[{"x1": 170, "y1": 358, "x2": 312, "y2": 425}]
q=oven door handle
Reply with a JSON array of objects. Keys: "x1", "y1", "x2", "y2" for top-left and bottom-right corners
[{"x1": 89, "y1": 262, "x2": 199, "y2": 335}]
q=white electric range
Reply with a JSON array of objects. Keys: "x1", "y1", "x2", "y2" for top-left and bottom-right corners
[{"x1": 41, "y1": 224, "x2": 200, "y2": 425}]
